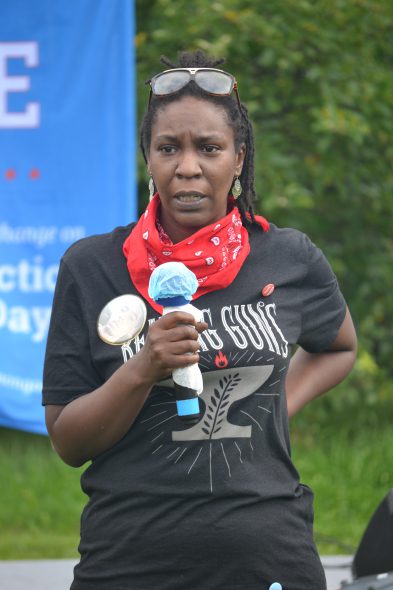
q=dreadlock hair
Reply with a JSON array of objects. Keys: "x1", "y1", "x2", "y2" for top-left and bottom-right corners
[{"x1": 140, "y1": 50, "x2": 262, "y2": 230}]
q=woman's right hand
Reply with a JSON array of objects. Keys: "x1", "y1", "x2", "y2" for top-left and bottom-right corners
[{"x1": 136, "y1": 311, "x2": 208, "y2": 384}]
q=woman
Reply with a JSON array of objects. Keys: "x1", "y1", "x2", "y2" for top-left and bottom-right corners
[{"x1": 43, "y1": 50, "x2": 357, "y2": 590}]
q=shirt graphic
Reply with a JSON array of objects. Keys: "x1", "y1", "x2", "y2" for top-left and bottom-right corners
[{"x1": 121, "y1": 301, "x2": 289, "y2": 493}]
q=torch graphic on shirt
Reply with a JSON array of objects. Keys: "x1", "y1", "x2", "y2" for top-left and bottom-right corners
[
  {"x1": 148, "y1": 262, "x2": 203, "y2": 424},
  {"x1": 215, "y1": 351, "x2": 228, "y2": 369}
]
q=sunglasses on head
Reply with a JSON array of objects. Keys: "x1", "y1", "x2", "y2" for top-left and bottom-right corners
[{"x1": 146, "y1": 67, "x2": 242, "y2": 111}]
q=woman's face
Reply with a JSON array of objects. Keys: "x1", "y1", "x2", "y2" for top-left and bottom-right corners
[{"x1": 147, "y1": 96, "x2": 245, "y2": 243}]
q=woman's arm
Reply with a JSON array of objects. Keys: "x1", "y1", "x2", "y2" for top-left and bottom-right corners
[
  {"x1": 45, "y1": 312, "x2": 207, "y2": 468},
  {"x1": 285, "y1": 307, "x2": 357, "y2": 418}
]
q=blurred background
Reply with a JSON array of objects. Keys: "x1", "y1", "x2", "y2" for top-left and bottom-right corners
[{"x1": 1, "y1": 0, "x2": 392, "y2": 562}]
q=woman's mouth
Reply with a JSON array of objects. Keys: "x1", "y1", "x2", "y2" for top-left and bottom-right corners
[
  {"x1": 174, "y1": 191, "x2": 205, "y2": 207},
  {"x1": 176, "y1": 194, "x2": 204, "y2": 203},
  {"x1": 174, "y1": 192, "x2": 206, "y2": 208}
]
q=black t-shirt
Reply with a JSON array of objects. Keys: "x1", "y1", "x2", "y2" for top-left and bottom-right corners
[{"x1": 43, "y1": 223, "x2": 346, "y2": 590}]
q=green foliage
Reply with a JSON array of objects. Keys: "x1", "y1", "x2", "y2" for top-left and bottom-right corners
[
  {"x1": 136, "y1": 0, "x2": 393, "y2": 385},
  {"x1": 291, "y1": 392, "x2": 393, "y2": 553},
  {"x1": 0, "y1": 428, "x2": 84, "y2": 558}
]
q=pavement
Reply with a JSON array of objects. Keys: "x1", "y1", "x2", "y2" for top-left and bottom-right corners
[{"x1": 0, "y1": 556, "x2": 353, "y2": 590}]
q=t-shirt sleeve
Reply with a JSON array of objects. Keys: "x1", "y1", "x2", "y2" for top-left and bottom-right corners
[
  {"x1": 42, "y1": 258, "x2": 103, "y2": 405},
  {"x1": 297, "y1": 234, "x2": 347, "y2": 353}
]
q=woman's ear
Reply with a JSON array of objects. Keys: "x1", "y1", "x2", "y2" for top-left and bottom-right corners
[{"x1": 235, "y1": 143, "x2": 246, "y2": 176}]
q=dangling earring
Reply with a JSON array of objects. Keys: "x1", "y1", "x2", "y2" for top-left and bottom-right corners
[
  {"x1": 148, "y1": 175, "x2": 155, "y2": 201},
  {"x1": 232, "y1": 176, "x2": 242, "y2": 200}
]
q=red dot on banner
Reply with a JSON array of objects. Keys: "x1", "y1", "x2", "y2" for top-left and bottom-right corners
[
  {"x1": 29, "y1": 168, "x2": 41, "y2": 180},
  {"x1": 5, "y1": 169, "x2": 16, "y2": 181}
]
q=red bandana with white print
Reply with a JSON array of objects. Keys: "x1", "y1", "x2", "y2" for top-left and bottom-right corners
[{"x1": 123, "y1": 193, "x2": 269, "y2": 313}]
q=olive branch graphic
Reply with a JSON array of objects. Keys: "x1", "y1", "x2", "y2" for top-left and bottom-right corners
[
  {"x1": 201, "y1": 373, "x2": 241, "y2": 439},
  {"x1": 171, "y1": 365, "x2": 274, "y2": 442}
]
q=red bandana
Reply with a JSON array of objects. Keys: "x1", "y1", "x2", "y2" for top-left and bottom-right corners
[{"x1": 123, "y1": 194, "x2": 269, "y2": 313}]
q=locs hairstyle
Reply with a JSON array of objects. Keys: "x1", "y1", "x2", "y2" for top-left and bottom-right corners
[{"x1": 140, "y1": 50, "x2": 262, "y2": 230}]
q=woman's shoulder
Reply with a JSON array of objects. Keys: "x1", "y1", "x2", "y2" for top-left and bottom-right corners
[{"x1": 251, "y1": 222, "x2": 314, "y2": 260}]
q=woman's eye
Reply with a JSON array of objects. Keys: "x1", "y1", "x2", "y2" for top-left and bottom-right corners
[
  {"x1": 202, "y1": 145, "x2": 220, "y2": 153},
  {"x1": 159, "y1": 145, "x2": 176, "y2": 154}
]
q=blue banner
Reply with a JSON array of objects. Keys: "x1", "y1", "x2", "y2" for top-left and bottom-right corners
[{"x1": 0, "y1": 0, "x2": 136, "y2": 434}]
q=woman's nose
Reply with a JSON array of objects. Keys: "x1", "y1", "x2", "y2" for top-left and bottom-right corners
[{"x1": 175, "y1": 150, "x2": 202, "y2": 178}]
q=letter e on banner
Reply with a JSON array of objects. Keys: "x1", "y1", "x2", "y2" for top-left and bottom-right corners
[{"x1": 0, "y1": 41, "x2": 40, "y2": 128}]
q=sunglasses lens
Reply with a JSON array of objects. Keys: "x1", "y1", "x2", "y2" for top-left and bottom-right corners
[
  {"x1": 195, "y1": 70, "x2": 234, "y2": 94},
  {"x1": 152, "y1": 71, "x2": 191, "y2": 95}
]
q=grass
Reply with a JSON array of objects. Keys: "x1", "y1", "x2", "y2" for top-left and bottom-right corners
[
  {"x1": 1, "y1": 392, "x2": 392, "y2": 559},
  {"x1": 0, "y1": 428, "x2": 84, "y2": 559},
  {"x1": 291, "y1": 393, "x2": 393, "y2": 555}
]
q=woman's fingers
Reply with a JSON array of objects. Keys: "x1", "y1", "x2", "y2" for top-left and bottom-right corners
[
  {"x1": 195, "y1": 320, "x2": 208, "y2": 334},
  {"x1": 162, "y1": 325, "x2": 200, "y2": 343},
  {"x1": 155, "y1": 338, "x2": 201, "y2": 356},
  {"x1": 136, "y1": 311, "x2": 207, "y2": 380},
  {"x1": 147, "y1": 330, "x2": 201, "y2": 363}
]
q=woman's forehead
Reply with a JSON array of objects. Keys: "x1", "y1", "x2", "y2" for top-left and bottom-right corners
[{"x1": 152, "y1": 96, "x2": 233, "y2": 134}]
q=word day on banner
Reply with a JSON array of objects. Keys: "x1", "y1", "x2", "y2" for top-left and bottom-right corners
[{"x1": 0, "y1": 0, "x2": 137, "y2": 434}]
